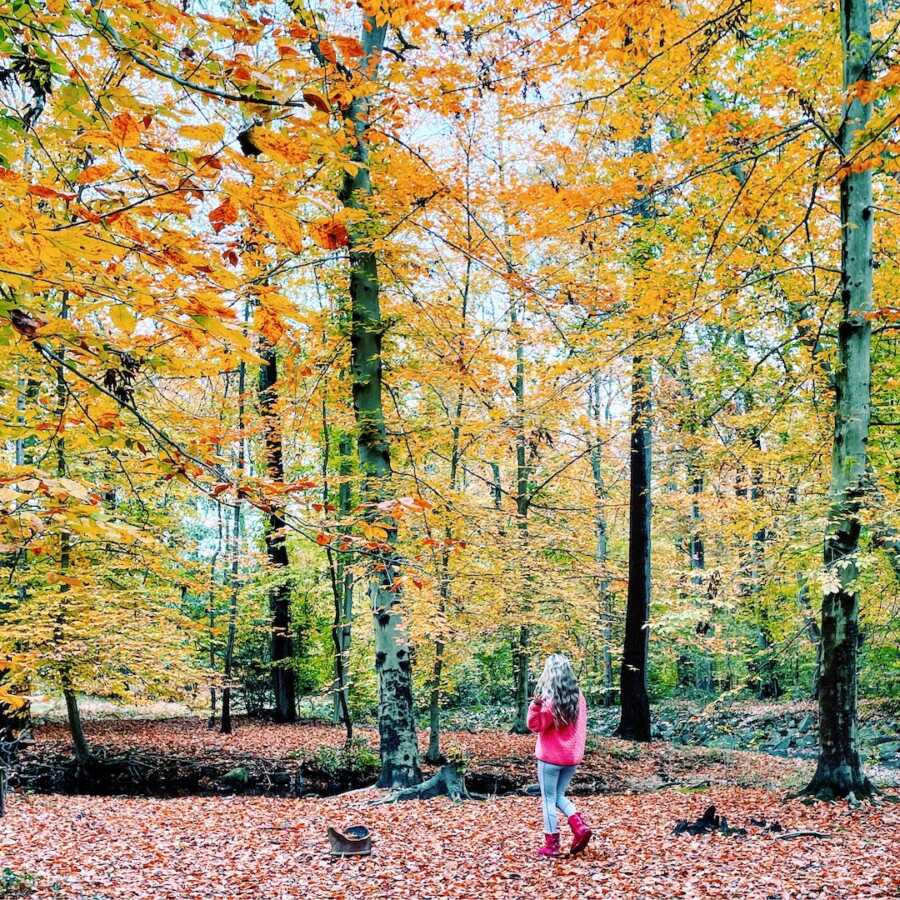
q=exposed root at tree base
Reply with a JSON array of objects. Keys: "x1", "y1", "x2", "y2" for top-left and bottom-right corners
[
  {"x1": 373, "y1": 764, "x2": 472, "y2": 804},
  {"x1": 795, "y1": 770, "x2": 876, "y2": 804}
]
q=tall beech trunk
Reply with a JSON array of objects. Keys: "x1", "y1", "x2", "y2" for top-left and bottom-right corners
[
  {"x1": 616, "y1": 359, "x2": 652, "y2": 741},
  {"x1": 805, "y1": 0, "x2": 875, "y2": 800},
  {"x1": 589, "y1": 375, "x2": 615, "y2": 705},
  {"x1": 258, "y1": 341, "x2": 296, "y2": 724},
  {"x1": 220, "y1": 362, "x2": 245, "y2": 736},
  {"x1": 338, "y1": 18, "x2": 419, "y2": 788}
]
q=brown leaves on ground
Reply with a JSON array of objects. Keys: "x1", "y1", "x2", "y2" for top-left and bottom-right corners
[
  {"x1": 2, "y1": 787, "x2": 897, "y2": 898},
  {"x1": 28, "y1": 718, "x2": 811, "y2": 793}
]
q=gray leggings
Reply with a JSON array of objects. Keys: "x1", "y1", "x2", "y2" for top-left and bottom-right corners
[{"x1": 537, "y1": 760, "x2": 577, "y2": 833}]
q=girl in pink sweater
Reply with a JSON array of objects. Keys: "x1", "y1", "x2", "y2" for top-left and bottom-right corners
[{"x1": 527, "y1": 654, "x2": 592, "y2": 858}]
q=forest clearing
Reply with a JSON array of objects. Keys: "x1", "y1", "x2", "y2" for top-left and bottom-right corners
[{"x1": 0, "y1": 0, "x2": 898, "y2": 895}]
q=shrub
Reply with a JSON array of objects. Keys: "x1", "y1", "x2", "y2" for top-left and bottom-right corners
[{"x1": 313, "y1": 737, "x2": 379, "y2": 780}]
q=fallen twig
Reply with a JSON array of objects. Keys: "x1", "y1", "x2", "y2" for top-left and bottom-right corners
[{"x1": 775, "y1": 830, "x2": 831, "y2": 840}]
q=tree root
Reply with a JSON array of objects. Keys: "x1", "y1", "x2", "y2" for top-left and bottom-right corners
[{"x1": 371, "y1": 764, "x2": 473, "y2": 804}]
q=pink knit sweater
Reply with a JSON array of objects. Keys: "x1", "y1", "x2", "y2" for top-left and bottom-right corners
[{"x1": 527, "y1": 692, "x2": 587, "y2": 766}]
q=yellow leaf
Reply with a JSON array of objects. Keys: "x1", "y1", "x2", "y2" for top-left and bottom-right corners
[
  {"x1": 179, "y1": 123, "x2": 226, "y2": 143},
  {"x1": 257, "y1": 206, "x2": 302, "y2": 252},
  {"x1": 110, "y1": 304, "x2": 137, "y2": 334}
]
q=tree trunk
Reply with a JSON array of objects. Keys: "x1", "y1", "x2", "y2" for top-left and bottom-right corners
[
  {"x1": 427, "y1": 370, "x2": 466, "y2": 763},
  {"x1": 795, "y1": 576, "x2": 822, "y2": 699},
  {"x1": 427, "y1": 171, "x2": 473, "y2": 763},
  {"x1": 805, "y1": 0, "x2": 875, "y2": 800},
  {"x1": 688, "y1": 464, "x2": 713, "y2": 692},
  {"x1": 324, "y1": 420, "x2": 354, "y2": 745},
  {"x1": 64, "y1": 688, "x2": 91, "y2": 765},
  {"x1": 0, "y1": 378, "x2": 37, "y2": 745},
  {"x1": 207, "y1": 500, "x2": 224, "y2": 728},
  {"x1": 258, "y1": 341, "x2": 296, "y2": 724},
  {"x1": 52, "y1": 299, "x2": 91, "y2": 763},
  {"x1": 616, "y1": 132, "x2": 654, "y2": 742},
  {"x1": 616, "y1": 359, "x2": 652, "y2": 741},
  {"x1": 510, "y1": 330, "x2": 530, "y2": 734},
  {"x1": 509, "y1": 249, "x2": 530, "y2": 735},
  {"x1": 733, "y1": 330, "x2": 779, "y2": 700},
  {"x1": 589, "y1": 375, "x2": 615, "y2": 706},
  {"x1": 220, "y1": 362, "x2": 245, "y2": 736},
  {"x1": 338, "y1": 17, "x2": 420, "y2": 789}
]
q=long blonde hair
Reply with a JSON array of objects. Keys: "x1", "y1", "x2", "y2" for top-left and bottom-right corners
[{"x1": 535, "y1": 654, "x2": 580, "y2": 725}]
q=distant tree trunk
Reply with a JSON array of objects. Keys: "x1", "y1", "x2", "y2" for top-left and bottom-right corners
[
  {"x1": 750, "y1": 462, "x2": 779, "y2": 700},
  {"x1": 426, "y1": 385, "x2": 465, "y2": 762},
  {"x1": 490, "y1": 462, "x2": 502, "y2": 511},
  {"x1": 323, "y1": 417, "x2": 354, "y2": 745},
  {"x1": 64, "y1": 689, "x2": 90, "y2": 764},
  {"x1": 733, "y1": 330, "x2": 779, "y2": 700},
  {"x1": 675, "y1": 357, "x2": 712, "y2": 693},
  {"x1": 795, "y1": 576, "x2": 822, "y2": 698},
  {"x1": 220, "y1": 362, "x2": 246, "y2": 736},
  {"x1": 258, "y1": 341, "x2": 296, "y2": 724},
  {"x1": 805, "y1": 0, "x2": 874, "y2": 801},
  {"x1": 427, "y1": 301, "x2": 470, "y2": 762},
  {"x1": 338, "y1": 17, "x2": 420, "y2": 788},
  {"x1": 688, "y1": 465, "x2": 713, "y2": 692},
  {"x1": 589, "y1": 375, "x2": 615, "y2": 706},
  {"x1": 207, "y1": 500, "x2": 224, "y2": 728},
  {"x1": 0, "y1": 662, "x2": 29, "y2": 746},
  {"x1": 510, "y1": 296, "x2": 531, "y2": 734},
  {"x1": 51, "y1": 299, "x2": 91, "y2": 763},
  {"x1": 870, "y1": 523, "x2": 900, "y2": 583},
  {"x1": 0, "y1": 378, "x2": 38, "y2": 744},
  {"x1": 616, "y1": 359, "x2": 652, "y2": 742}
]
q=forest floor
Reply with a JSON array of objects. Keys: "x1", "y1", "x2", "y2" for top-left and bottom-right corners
[
  {"x1": 12, "y1": 715, "x2": 828, "y2": 797},
  {"x1": 2, "y1": 785, "x2": 898, "y2": 898},
  {"x1": 13, "y1": 700, "x2": 900, "y2": 798},
  {"x1": 4, "y1": 710, "x2": 899, "y2": 897}
]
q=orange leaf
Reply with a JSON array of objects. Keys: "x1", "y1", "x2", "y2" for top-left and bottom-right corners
[
  {"x1": 28, "y1": 184, "x2": 75, "y2": 201},
  {"x1": 209, "y1": 199, "x2": 238, "y2": 234},
  {"x1": 311, "y1": 218, "x2": 349, "y2": 250},
  {"x1": 303, "y1": 90, "x2": 330, "y2": 114}
]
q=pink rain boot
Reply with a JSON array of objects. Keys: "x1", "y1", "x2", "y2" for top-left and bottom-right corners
[
  {"x1": 537, "y1": 832, "x2": 561, "y2": 858},
  {"x1": 568, "y1": 813, "x2": 592, "y2": 855}
]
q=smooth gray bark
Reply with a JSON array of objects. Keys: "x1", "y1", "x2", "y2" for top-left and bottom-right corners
[
  {"x1": 220, "y1": 362, "x2": 245, "y2": 736},
  {"x1": 589, "y1": 375, "x2": 615, "y2": 705},
  {"x1": 805, "y1": 0, "x2": 875, "y2": 800},
  {"x1": 338, "y1": 18, "x2": 420, "y2": 788}
]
